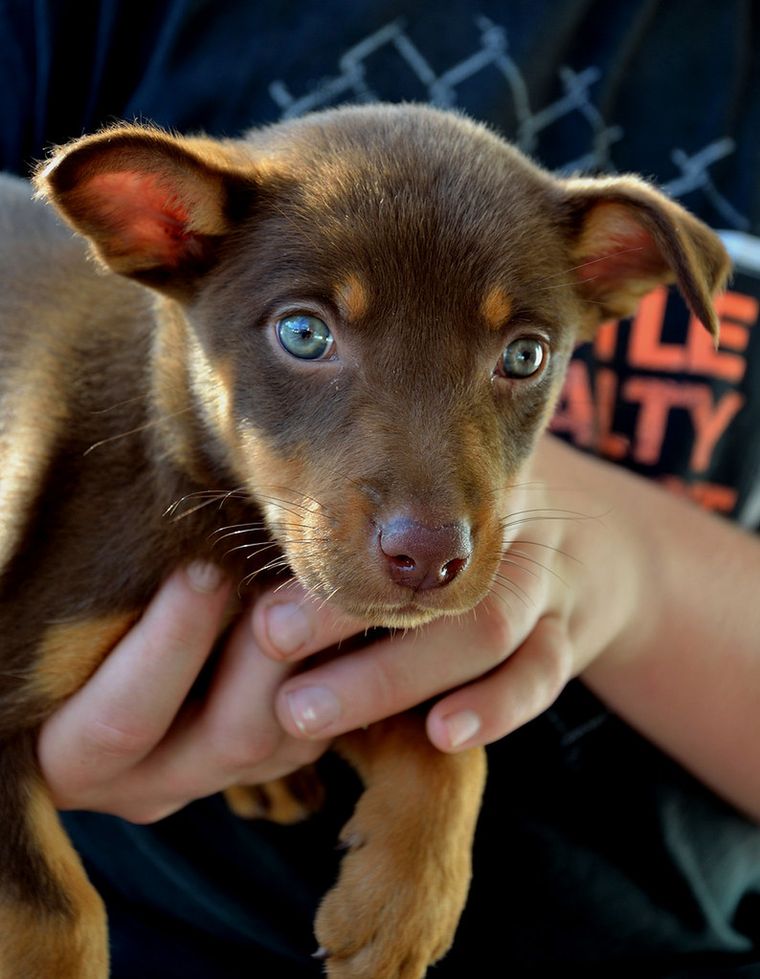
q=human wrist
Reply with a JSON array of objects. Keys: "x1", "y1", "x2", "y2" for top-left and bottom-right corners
[
  {"x1": 574, "y1": 454, "x2": 675, "y2": 689},
  {"x1": 532, "y1": 436, "x2": 660, "y2": 677}
]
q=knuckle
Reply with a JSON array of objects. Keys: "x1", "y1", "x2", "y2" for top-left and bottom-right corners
[
  {"x1": 83, "y1": 716, "x2": 157, "y2": 760},
  {"x1": 139, "y1": 588, "x2": 219, "y2": 664},
  {"x1": 281, "y1": 738, "x2": 328, "y2": 770},
  {"x1": 208, "y1": 722, "x2": 283, "y2": 773},
  {"x1": 478, "y1": 601, "x2": 514, "y2": 666},
  {"x1": 141, "y1": 627, "x2": 197, "y2": 668},
  {"x1": 361, "y1": 655, "x2": 409, "y2": 719}
]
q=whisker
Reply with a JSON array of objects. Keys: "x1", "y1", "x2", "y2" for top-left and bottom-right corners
[
  {"x1": 500, "y1": 506, "x2": 603, "y2": 536},
  {"x1": 256, "y1": 486, "x2": 335, "y2": 519},
  {"x1": 209, "y1": 523, "x2": 273, "y2": 542},
  {"x1": 83, "y1": 408, "x2": 193, "y2": 456},
  {"x1": 502, "y1": 506, "x2": 594, "y2": 521},
  {"x1": 171, "y1": 488, "x2": 247, "y2": 503},
  {"x1": 487, "y1": 580, "x2": 522, "y2": 611},
  {"x1": 301, "y1": 580, "x2": 329, "y2": 609},
  {"x1": 256, "y1": 494, "x2": 318, "y2": 521},
  {"x1": 271, "y1": 573, "x2": 301, "y2": 596},
  {"x1": 90, "y1": 393, "x2": 151, "y2": 414},
  {"x1": 238, "y1": 556, "x2": 292, "y2": 594},
  {"x1": 165, "y1": 487, "x2": 248, "y2": 519},
  {"x1": 244, "y1": 539, "x2": 328, "y2": 560},
  {"x1": 503, "y1": 539, "x2": 583, "y2": 565},
  {"x1": 317, "y1": 587, "x2": 341, "y2": 613},
  {"x1": 256, "y1": 492, "x2": 313, "y2": 513},
  {"x1": 497, "y1": 558, "x2": 539, "y2": 581},
  {"x1": 504, "y1": 550, "x2": 571, "y2": 588},
  {"x1": 491, "y1": 571, "x2": 534, "y2": 605},
  {"x1": 223, "y1": 540, "x2": 282, "y2": 561}
]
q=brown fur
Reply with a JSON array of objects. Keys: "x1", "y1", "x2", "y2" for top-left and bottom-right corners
[{"x1": 0, "y1": 103, "x2": 729, "y2": 977}]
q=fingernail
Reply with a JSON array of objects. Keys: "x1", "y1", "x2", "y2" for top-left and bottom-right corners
[
  {"x1": 266, "y1": 603, "x2": 311, "y2": 657},
  {"x1": 286, "y1": 686, "x2": 341, "y2": 735},
  {"x1": 186, "y1": 561, "x2": 223, "y2": 593},
  {"x1": 443, "y1": 709, "x2": 481, "y2": 749}
]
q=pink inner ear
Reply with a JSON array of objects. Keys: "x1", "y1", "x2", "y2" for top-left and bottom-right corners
[
  {"x1": 82, "y1": 170, "x2": 197, "y2": 266},
  {"x1": 576, "y1": 205, "x2": 664, "y2": 289}
]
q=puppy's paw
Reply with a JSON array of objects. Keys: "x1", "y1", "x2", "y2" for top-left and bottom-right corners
[
  {"x1": 314, "y1": 796, "x2": 472, "y2": 978},
  {"x1": 224, "y1": 766, "x2": 324, "y2": 824}
]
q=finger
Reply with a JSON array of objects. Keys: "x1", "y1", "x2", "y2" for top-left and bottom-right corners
[
  {"x1": 426, "y1": 616, "x2": 572, "y2": 751},
  {"x1": 39, "y1": 563, "x2": 231, "y2": 805},
  {"x1": 129, "y1": 608, "x2": 329, "y2": 814},
  {"x1": 275, "y1": 593, "x2": 539, "y2": 740},
  {"x1": 251, "y1": 579, "x2": 368, "y2": 662}
]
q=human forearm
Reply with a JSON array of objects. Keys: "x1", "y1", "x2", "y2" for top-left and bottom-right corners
[{"x1": 559, "y1": 440, "x2": 760, "y2": 821}]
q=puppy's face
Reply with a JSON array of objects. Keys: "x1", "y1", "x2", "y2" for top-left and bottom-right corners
[{"x1": 38, "y1": 105, "x2": 729, "y2": 626}]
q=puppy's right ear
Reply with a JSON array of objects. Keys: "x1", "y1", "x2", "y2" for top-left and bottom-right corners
[{"x1": 35, "y1": 126, "x2": 255, "y2": 294}]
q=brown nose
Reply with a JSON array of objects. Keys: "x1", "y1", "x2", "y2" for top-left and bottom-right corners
[{"x1": 378, "y1": 516, "x2": 472, "y2": 591}]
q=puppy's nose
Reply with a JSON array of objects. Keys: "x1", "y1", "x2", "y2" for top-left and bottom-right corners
[{"x1": 378, "y1": 516, "x2": 472, "y2": 590}]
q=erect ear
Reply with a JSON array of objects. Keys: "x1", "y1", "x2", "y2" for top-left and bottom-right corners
[
  {"x1": 561, "y1": 175, "x2": 731, "y2": 344},
  {"x1": 34, "y1": 125, "x2": 255, "y2": 294}
]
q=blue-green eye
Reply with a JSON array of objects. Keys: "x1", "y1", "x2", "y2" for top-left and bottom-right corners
[
  {"x1": 499, "y1": 337, "x2": 545, "y2": 378},
  {"x1": 276, "y1": 315, "x2": 335, "y2": 360}
]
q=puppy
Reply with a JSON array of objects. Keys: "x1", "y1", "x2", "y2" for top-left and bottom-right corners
[{"x1": 0, "y1": 104, "x2": 729, "y2": 978}]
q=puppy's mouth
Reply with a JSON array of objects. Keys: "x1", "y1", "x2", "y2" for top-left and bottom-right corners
[
  {"x1": 280, "y1": 534, "x2": 497, "y2": 630},
  {"x1": 253, "y1": 481, "x2": 503, "y2": 628},
  {"x1": 354, "y1": 600, "x2": 465, "y2": 630}
]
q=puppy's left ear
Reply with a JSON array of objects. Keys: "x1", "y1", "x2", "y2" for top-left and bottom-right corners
[
  {"x1": 35, "y1": 125, "x2": 255, "y2": 296},
  {"x1": 560, "y1": 175, "x2": 730, "y2": 343}
]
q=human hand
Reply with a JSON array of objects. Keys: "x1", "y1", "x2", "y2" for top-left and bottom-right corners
[
  {"x1": 40, "y1": 432, "x2": 760, "y2": 826},
  {"x1": 37, "y1": 562, "x2": 332, "y2": 823},
  {"x1": 38, "y1": 434, "x2": 647, "y2": 823},
  {"x1": 256, "y1": 435, "x2": 647, "y2": 752}
]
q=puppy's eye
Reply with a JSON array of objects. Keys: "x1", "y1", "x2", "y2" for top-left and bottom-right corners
[
  {"x1": 498, "y1": 337, "x2": 545, "y2": 379},
  {"x1": 276, "y1": 315, "x2": 335, "y2": 360}
]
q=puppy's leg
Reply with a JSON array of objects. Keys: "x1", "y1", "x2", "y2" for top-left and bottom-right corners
[
  {"x1": 0, "y1": 733, "x2": 108, "y2": 979},
  {"x1": 316, "y1": 716, "x2": 486, "y2": 979},
  {"x1": 225, "y1": 766, "x2": 325, "y2": 824}
]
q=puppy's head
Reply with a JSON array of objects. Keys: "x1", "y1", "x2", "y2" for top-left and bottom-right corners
[{"x1": 37, "y1": 105, "x2": 729, "y2": 626}]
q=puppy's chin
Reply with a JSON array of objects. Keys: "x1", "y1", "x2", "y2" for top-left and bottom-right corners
[
  {"x1": 361, "y1": 605, "x2": 463, "y2": 630},
  {"x1": 282, "y1": 560, "x2": 493, "y2": 630}
]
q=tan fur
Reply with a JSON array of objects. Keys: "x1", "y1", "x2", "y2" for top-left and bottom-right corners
[
  {"x1": 29, "y1": 614, "x2": 137, "y2": 706},
  {"x1": 0, "y1": 779, "x2": 108, "y2": 979},
  {"x1": 336, "y1": 274, "x2": 370, "y2": 322},
  {"x1": 481, "y1": 285, "x2": 513, "y2": 331},
  {"x1": 318, "y1": 718, "x2": 487, "y2": 978},
  {"x1": 225, "y1": 767, "x2": 325, "y2": 824}
]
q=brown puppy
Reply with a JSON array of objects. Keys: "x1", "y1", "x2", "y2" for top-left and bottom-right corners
[{"x1": 0, "y1": 104, "x2": 729, "y2": 978}]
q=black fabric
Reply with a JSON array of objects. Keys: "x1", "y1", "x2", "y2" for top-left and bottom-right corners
[{"x1": 3, "y1": 0, "x2": 759, "y2": 974}]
